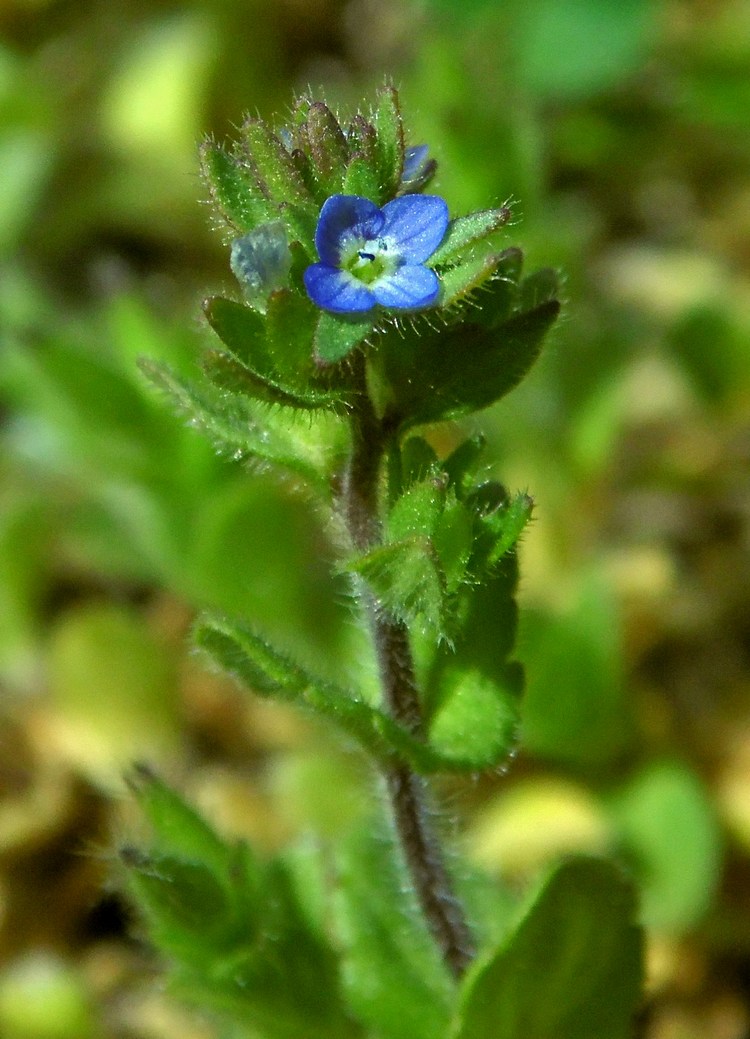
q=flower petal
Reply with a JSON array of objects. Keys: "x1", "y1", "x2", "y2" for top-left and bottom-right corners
[
  {"x1": 400, "y1": 145, "x2": 437, "y2": 193},
  {"x1": 402, "y1": 145, "x2": 430, "y2": 182},
  {"x1": 304, "y1": 263, "x2": 376, "y2": 313},
  {"x1": 380, "y1": 195, "x2": 449, "y2": 263},
  {"x1": 315, "y1": 195, "x2": 384, "y2": 266},
  {"x1": 230, "y1": 222, "x2": 291, "y2": 299},
  {"x1": 371, "y1": 264, "x2": 440, "y2": 309}
]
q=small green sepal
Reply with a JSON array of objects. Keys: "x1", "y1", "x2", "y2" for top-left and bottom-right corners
[
  {"x1": 241, "y1": 117, "x2": 314, "y2": 209},
  {"x1": 370, "y1": 85, "x2": 405, "y2": 202},
  {"x1": 430, "y1": 207, "x2": 512, "y2": 267},
  {"x1": 314, "y1": 310, "x2": 376, "y2": 367},
  {"x1": 199, "y1": 140, "x2": 275, "y2": 234},
  {"x1": 306, "y1": 102, "x2": 350, "y2": 199}
]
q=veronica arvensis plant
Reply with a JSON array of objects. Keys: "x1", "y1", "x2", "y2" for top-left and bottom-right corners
[{"x1": 128, "y1": 86, "x2": 643, "y2": 1039}]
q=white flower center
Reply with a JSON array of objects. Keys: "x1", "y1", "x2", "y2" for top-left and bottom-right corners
[{"x1": 340, "y1": 236, "x2": 399, "y2": 286}]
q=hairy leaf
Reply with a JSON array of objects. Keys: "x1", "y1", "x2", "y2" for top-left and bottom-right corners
[
  {"x1": 442, "y1": 435, "x2": 487, "y2": 495},
  {"x1": 124, "y1": 776, "x2": 350, "y2": 1039},
  {"x1": 138, "y1": 358, "x2": 327, "y2": 487},
  {"x1": 381, "y1": 299, "x2": 561, "y2": 428},
  {"x1": 483, "y1": 490, "x2": 535, "y2": 564},
  {"x1": 203, "y1": 296, "x2": 344, "y2": 410},
  {"x1": 519, "y1": 267, "x2": 561, "y2": 310},
  {"x1": 264, "y1": 289, "x2": 322, "y2": 383},
  {"x1": 194, "y1": 613, "x2": 411, "y2": 765},
  {"x1": 349, "y1": 537, "x2": 447, "y2": 633},
  {"x1": 127, "y1": 766, "x2": 230, "y2": 872},
  {"x1": 195, "y1": 613, "x2": 498, "y2": 775},
  {"x1": 429, "y1": 666, "x2": 520, "y2": 769}
]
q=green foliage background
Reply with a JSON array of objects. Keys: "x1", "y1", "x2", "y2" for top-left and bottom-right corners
[{"x1": 1, "y1": 0, "x2": 749, "y2": 1036}]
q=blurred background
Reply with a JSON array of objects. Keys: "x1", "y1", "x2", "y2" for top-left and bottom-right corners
[{"x1": 1, "y1": 0, "x2": 750, "y2": 1035}]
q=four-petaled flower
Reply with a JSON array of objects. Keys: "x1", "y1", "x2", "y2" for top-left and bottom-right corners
[{"x1": 303, "y1": 194, "x2": 449, "y2": 314}]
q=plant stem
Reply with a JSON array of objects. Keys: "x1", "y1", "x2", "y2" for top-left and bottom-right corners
[{"x1": 343, "y1": 366, "x2": 475, "y2": 980}]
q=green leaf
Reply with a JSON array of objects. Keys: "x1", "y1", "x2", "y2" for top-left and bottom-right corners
[
  {"x1": 276, "y1": 201, "x2": 318, "y2": 256},
  {"x1": 423, "y1": 555, "x2": 522, "y2": 758},
  {"x1": 194, "y1": 613, "x2": 331, "y2": 699},
  {"x1": 199, "y1": 140, "x2": 274, "y2": 232},
  {"x1": 429, "y1": 666, "x2": 520, "y2": 770},
  {"x1": 520, "y1": 571, "x2": 633, "y2": 769},
  {"x1": 388, "y1": 478, "x2": 444, "y2": 542},
  {"x1": 138, "y1": 358, "x2": 327, "y2": 487},
  {"x1": 200, "y1": 349, "x2": 296, "y2": 408},
  {"x1": 383, "y1": 299, "x2": 560, "y2": 428},
  {"x1": 194, "y1": 613, "x2": 415, "y2": 766},
  {"x1": 127, "y1": 765, "x2": 230, "y2": 872},
  {"x1": 210, "y1": 858, "x2": 350, "y2": 1039},
  {"x1": 124, "y1": 777, "x2": 351, "y2": 1039},
  {"x1": 371, "y1": 85, "x2": 405, "y2": 201},
  {"x1": 193, "y1": 614, "x2": 496, "y2": 775},
  {"x1": 483, "y1": 490, "x2": 534, "y2": 564},
  {"x1": 209, "y1": 289, "x2": 324, "y2": 387},
  {"x1": 305, "y1": 102, "x2": 349, "y2": 199},
  {"x1": 475, "y1": 248, "x2": 524, "y2": 327},
  {"x1": 465, "y1": 482, "x2": 515, "y2": 519},
  {"x1": 242, "y1": 118, "x2": 313, "y2": 209},
  {"x1": 430, "y1": 208, "x2": 512, "y2": 267},
  {"x1": 442, "y1": 435, "x2": 487, "y2": 495},
  {"x1": 431, "y1": 299, "x2": 560, "y2": 421},
  {"x1": 349, "y1": 537, "x2": 446, "y2": 633},
  {"x1": 124, "y1": 850, "x2": 234, "y2": 965},
  {"x1": 453, "y1": 858, "x2": 643, "y2": 1039},
  {"x1": 398, "y1": 436, "x2": 439, "y2": 492},
  {"x1": 203, "y1": 349, "x2": 329, "y2": 410},
  {"x1": 202, "y1": 295, "x2": 267, "y2": 365},
  {"x1": 314, "y1": 309, "x2": 375, "y2": 366},
  {"x1": 264, "y1": 289, "x2": 321, "y2": 383},
  {"x1": 519, "y1": 267, "x2": 561, "y2": 310},
  {"x1": 334, "y1": 821, "x2": 454, "y2": 1039},
  {"x1": 613, "y1": 761, "x2": 721, "y2": 934},
  {"x1": 434, "y1": 495, "x2": 474, "y2": 593},
  {"x1": 203, "y1": 296, "x2": 344, "y2": 410}
]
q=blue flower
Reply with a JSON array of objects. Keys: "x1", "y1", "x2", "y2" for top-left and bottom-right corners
[
  {"x1": 400, "y1": 145, "x2": 437, "y2": 193},
  {"x1": 231, "y1": 221, "x2": 291, "y2": 305},
  {"x1": 304, "y1": 194, "x2": 449, "y2": 314}
]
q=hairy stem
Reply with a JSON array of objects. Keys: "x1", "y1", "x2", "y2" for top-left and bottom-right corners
[{"x1": 343, "y1": 365, "x2": 475, "y2": 980}]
